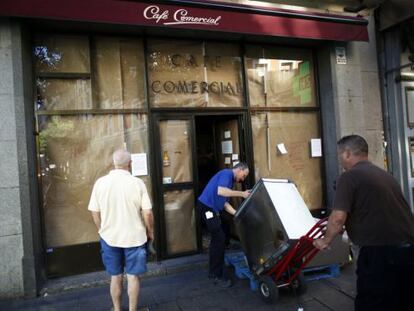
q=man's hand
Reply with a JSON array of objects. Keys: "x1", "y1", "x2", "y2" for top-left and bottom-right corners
[
  {"x1": 313, "y1": 238, "x2": 331, "y2": 251},
  {"x1": 313, "y1": 210, "x2": 347, "y2": 251},
  {"x1": 241, "y1": 190, "x2": 251, "y2": 199},
  {"x1": 142, "y1": 209, "x2": 154, "y2": 240}
]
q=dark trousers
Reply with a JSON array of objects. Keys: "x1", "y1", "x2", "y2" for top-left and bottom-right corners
[
  {"x1": 197, "y1": 201, "x2": 225, "y2": 278},
  {"x1": 355, "y1": 244, "x2": 414, "y2": 311}
]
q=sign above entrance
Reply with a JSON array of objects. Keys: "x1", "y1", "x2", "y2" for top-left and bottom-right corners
[
  {"x1": 143, "y1": 5, "x2": 221, "y2": 27},
  {"x1": 0, "y1": 0, "x2": 369, "y2": 42}
]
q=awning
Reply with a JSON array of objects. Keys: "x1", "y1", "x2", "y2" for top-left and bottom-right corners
[{"x1": 0, "y1": 0, "x2": 369, "y2": 42}]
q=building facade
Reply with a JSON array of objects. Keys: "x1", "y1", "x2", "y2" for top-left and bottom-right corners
[{"x1": 0, "y1": 0, "x2": 385, "y2": 298}]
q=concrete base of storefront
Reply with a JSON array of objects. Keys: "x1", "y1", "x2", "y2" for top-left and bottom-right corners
[{"x1": 38, "y1": 253, "x2": 209, "y2": 297}]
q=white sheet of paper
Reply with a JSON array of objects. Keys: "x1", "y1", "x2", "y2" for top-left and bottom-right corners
[
  {"x1": 232, "y1": 154, "x2": 239, "y2": 160},
  {"x1": 163, "y1": 177, "x2": 172, "y2": 184},
  {"x1": 311, "y1": 138, "x2": 322, "y2": 157},
  {"x1": 205, "y1": 211, "x2": 213, "y2": 219},
  {"x1": 277, "y1": 143, "x2": 288, "y2": 155},
  {"x1": 224, "y1": 157, "x2": 231, "y2": 164},
  {"x1": 224, "y1": 130, "x2": 231, "y2": 139},
  {"x1": 131, "y1": 153, "x2": 148, "y2": 176},
  {"x1": 222, "y1": 141, "x2": 233, "y2": 154}
]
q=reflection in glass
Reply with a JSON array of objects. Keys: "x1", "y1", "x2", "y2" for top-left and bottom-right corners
[
  {"x1": 34, "y1": 35, "x2": 90, "y2": 73},
  {"x1": 159, "y1": 120, "x2": 192, "y2": 183},
  {"x1": 164, "y1": 190, "x2": 197, "y2": 255},
  {"x1": 39, "y1": 114, "x2": 150, "y2": 247},
  {"x1": 245, "y1": 46, "x2": 316, "y2": 107}
]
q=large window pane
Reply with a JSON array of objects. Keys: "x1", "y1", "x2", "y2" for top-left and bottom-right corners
[
  {"x1": 39, "y1": 114, "x2": 150, "y2": 247},
  {"x1": 34, "y1": 35, "x2": 90, "y2": 73},
  {"x1": 92, "y1": 37, "x2": 146, "y2": 109},
  {"x1": 37, "y1": 78, "x2": 92, "y2": 110},
  {"x1": 251, "y1": 111, "x2": 322, "y2": 210},
  {"x1": 204, "y1": 42, "x2": 243, "y2": 107},
  {"x1": 147, "y1": 39, "x2": 243, "y2": 107},
  {"x1": 164, "y1": 190, "x2": 197, "y2": 255},
  {"x1": 245, "y1": 46, "x2": 316, "y2": 107},
  {"x1": 159, "y1": 120, "x2": 192, "y2": 183}
]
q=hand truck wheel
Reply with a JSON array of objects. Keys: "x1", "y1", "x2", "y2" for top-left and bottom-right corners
[
  {"x1": 290, "y1": 271, "x2": 307, "y2": 295},
  {"x1": 258, "y1": 275, "x2": 279, "y2": 303}
]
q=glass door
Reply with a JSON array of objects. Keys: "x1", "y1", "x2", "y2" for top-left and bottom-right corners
[{"x1": 153, "y1": 115, "x2": 198, "y2": 257}]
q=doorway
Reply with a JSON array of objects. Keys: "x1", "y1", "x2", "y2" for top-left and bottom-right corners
[
  {"x1": 152, "y1": 113, "x2": 249, "y2": 259},
  {"x1": 195, "y1": 115, "x2": 246, "y2": 251}
]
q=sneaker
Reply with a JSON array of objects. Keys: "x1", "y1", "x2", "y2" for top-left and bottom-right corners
[{"x1": 213, "y1": 277, "x2": 233, "y2": 288}]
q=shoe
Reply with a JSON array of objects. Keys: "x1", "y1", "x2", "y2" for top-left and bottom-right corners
[{"x1": 213, "y1": 277, "x2": 233, "y2": 288}]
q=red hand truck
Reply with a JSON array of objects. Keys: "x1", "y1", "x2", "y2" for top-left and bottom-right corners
[{"x1": 257, "y1": 217, "x2": 328, "y2": 303}]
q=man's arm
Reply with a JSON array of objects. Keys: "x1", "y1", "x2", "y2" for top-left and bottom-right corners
[
  {"x1": 313, "y1": 210, "x2": 347, "y2": 250},
  {"x1": 223, "y1": 201, "x2": 237, "y2": 216},
  {"x1": 218, "y1": 186, "x2": 250, "y2": 199},
  {"x1": 142, "y1": 209, "x2": 154, "y2": 241},
  {"x1": 91, "y1": 211, "x2": 101, "y2": 230}
]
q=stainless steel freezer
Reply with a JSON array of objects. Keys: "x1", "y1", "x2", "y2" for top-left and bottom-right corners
[{"x1": 234, "y1": 178, "x2": 317, "y2": 273}]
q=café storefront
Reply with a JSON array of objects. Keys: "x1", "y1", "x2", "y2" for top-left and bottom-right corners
[{"x1": 0, "y1": 0, "x2": 368, "y2": 279}]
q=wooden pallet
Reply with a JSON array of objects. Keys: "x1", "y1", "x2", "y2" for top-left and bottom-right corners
[{"x1": 225, "y1": 252, "x2": 340, "y2": 292}]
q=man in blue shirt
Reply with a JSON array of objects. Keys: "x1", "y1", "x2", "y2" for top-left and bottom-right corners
[{"x1": 197, "y1": 162, "x2": 250, "y2": 288}]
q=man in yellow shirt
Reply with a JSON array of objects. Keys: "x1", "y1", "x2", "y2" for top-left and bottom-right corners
[{"x1": 88, "y1": 149, "x2": 154, "y2": 311}]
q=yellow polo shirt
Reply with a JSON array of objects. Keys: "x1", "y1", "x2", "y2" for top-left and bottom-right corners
[{"x1": 88, "y1": 169, "x2": 152, "y2": 248}]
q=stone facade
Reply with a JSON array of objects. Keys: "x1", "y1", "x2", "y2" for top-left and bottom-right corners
[{"x1": 0, "y1": 19, "x2": 25, "y2": 298}]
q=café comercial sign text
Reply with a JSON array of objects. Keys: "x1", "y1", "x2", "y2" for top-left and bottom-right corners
[{"x1": 143, "y1": 5, "x2": 221, "y2": 26}]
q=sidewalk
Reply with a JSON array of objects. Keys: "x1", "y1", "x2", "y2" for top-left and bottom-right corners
[{"x1": 0, "y1": 253, "x2": 356, "y2": 311}]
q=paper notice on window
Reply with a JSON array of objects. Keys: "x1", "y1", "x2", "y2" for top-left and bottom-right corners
[
  {"x1": 277, "y1": 143, "x2": 288, "y2": 155},
  {"x1": 222, "y1": 141, "x2": 233, "y2": 154},
  {"x1": 224, "y1": 157, "x2": 231, "y2": 164},
  {"x1": 310, "y1": 138, "x2": 322, "y2": 157},
  {"x1": 232, "y1": 154, "x2": 239, "y2": 160},
  {"x1": 131, "y1": 153, "x2": 148, "y2": 176},
  {"x1": 224, "y1": 130, "x2": 231, "y2": 139}
]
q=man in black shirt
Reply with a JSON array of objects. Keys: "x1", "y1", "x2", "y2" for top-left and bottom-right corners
[{"x1": 314, "y1": 135, "x2": 414, "y2": 311}]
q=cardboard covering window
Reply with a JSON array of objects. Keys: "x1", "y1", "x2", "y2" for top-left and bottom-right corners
[
  {"x1": 251, "y1": 112, "x2": 323, "y2": 210},
  {"x1": 39, "y1": 114, "x2": 150, "y2": 247},
  {"x1": 34, "y1": 35, "x2": 90, "y2": 73},
  {"x1": 245, "y1": 45, "x2": 316, "y2": 108},
  {"x1": 92, "y1": 37, "x2": 146, "y2": 109},
  {"x1": 147, "y1": 39, "x2": 243, "y2": 108},
  {"x1": 164, "y1": 190, "x2": 197, "y2": 255},
  {"x1": 159, "y1": 120, "x2": 192, "y2": 183},
  {"x1": 204, "y1": 43, "x2": 243, "y2": 107},
  {"x1": 37, "y1": 78, "x2": 92, "y2": 110}
]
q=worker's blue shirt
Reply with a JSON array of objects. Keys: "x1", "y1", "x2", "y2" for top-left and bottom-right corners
[{"x1": 198, "y1": 169, "x2": 234, "y2": 213}]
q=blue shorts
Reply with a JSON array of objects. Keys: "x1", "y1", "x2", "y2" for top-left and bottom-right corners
[{"x1": 100, "y1": 239, "x2": 147, "y2": 276}]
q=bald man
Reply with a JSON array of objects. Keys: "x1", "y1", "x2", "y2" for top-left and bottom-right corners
[{"x1": 89, "y1": 149, "x2": 154, "y2": 311}]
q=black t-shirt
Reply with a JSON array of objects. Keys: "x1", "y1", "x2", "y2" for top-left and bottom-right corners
[{"x1": 334, "y1": 161, "x2": 414, "y2": 246}]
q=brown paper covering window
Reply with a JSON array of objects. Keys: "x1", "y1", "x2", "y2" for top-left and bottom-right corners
[
  {"x1": 159, "y1": 120, "x2": 192, "y2": 183},
  {"x1": 251, "y1": 112, "x2": 323, "y2": 210},
  {"x1": 147, "y1": 39, "x2": 243, "y2": 107},
  {"x1": 92, "y1": 37, "x2": 146, "y2": 109},
  {"x1": 163, "y1": 190, "x2": 197, "y2": 255},
  {"x1": 39, "y1": 114, "x2": 150, "y2": 247}
]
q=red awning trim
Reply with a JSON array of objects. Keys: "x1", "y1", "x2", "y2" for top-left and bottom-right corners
[{"x1": 0, "y1": 0, "x2": 369, "y2": 42}]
